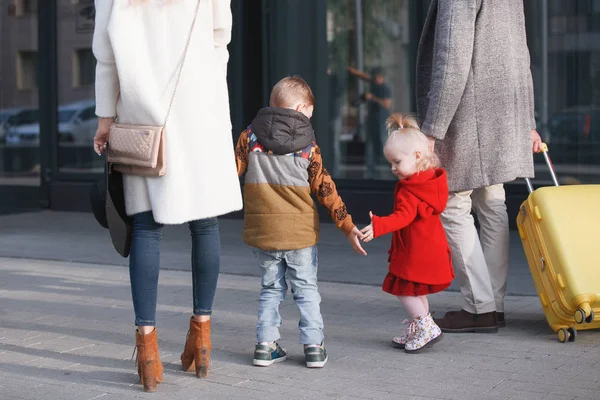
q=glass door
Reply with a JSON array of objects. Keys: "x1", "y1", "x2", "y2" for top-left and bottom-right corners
[
  {"x1": 55, "y1": 0, "x2": 100, "y2": 178},
  {"x1": 0, "y1": 0, "x2": 42, "y2": 214}
]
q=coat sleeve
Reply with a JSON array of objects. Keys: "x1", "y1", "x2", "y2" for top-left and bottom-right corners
[
  {"x1": 420, "y1": 0, "x2": 478, "y2": 140},
  {"x1": 213, "y1": 0, "x2": 232, "y2": 74},
  {"x1": 234, "y1": 129, "x2": 250, "y2": 177},
  {"x1": 372, "y1": 190, "x2": 418, "y2": 238},
  {"x1": 92, "y1": 0, "x2": 119, "y2": 118},
  {"x1": 527, "y1": 70, "x2": 537, "y2": 130},
  {"x1": 308, "y1": 147, "x2": 355, "y2": 236}
]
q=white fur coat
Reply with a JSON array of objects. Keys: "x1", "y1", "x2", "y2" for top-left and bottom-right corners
[{"x1": 93, "y1": 0, "x2": 242, "y2": 224}]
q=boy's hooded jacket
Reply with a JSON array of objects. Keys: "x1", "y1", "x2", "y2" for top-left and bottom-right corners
[
  {"x1": 236, "y1": 107, "x2": 354, "y2": 251},
  {"x1": 372, "y1": 169, "x2": 454, "y2": 285}
]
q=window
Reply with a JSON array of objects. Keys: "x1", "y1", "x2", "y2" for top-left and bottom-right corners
[
  {"x1": 327, "y1": 0, "x2": 416, "y2": 180},
  {"x1": 14, "y1": 0, "x2": 38, "y2": 16},
  {"x1": 73, "y1": 48, "x2": 96, "y2": 87},
  {"x1": 58, "y1": 110, "x2": 78, "y2": 124},
  {"x1": 79, "y1": 106, "x2": 97, "y2": 121},
  {"x1": 16, "y1": 51, "x2": 38, "y2": 90}
]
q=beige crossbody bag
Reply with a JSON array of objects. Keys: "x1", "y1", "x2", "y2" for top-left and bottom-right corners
[{"x1": 107, "y1": 0, "x2": 200, "y2": 177}]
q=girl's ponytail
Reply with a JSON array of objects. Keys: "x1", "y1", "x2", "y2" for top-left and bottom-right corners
[
  {"x1": 386, "y1": 113, "x2": 420, "y2": 136},
  {"x1": 384, "y1": 112, "x2": 439, "y2": 171}
]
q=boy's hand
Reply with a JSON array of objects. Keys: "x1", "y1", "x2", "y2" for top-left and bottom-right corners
[
  {"x1": 361, "y1": 212, "x2": 375, "y2": 243},
  {"x1": 348, "y1": 226, "x2": 367, "y2": 256}
]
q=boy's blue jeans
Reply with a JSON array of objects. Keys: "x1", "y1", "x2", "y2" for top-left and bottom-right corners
[{"x1": 253, "y1": 246, "x2": 324, "y2": 345}]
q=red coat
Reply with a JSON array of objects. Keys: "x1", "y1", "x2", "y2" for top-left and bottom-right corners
[{"x1": 372, "y1": 169, "x2": 454, "y2": 285}]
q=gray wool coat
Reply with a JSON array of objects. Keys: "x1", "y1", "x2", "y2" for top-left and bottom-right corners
[{"x1": 416, "y1": 0, "x2": 536, "y2": 193}]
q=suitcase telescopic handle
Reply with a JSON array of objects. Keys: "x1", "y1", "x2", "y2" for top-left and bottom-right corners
[{"x1": 524, "y1": 143, "x2": 560, "y2": 194}]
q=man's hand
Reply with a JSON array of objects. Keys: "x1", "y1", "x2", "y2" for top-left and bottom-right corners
[
  {"x1": 427, "y1": 136, "x2": 436, "y2": 152},
  {"x1": 360, "y1": 212, "x2": 375, "y2": 243},
  {"x1": 531, "y1": 129, "x2": 543, "y2": 153},
  {"x1": 348, "y1": 226, "x2": 367, "y2": 256},
  {"x1": 364, "y1": 92, "x2": 373, "y2": 101}
]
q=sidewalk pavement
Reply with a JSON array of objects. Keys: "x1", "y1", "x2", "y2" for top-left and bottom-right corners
[
  {"x1": 1, "y1": 257, "x2": 600, "y2": 400},
  {"x1": 0, "y1": 211, "x2": 537, "y2": 296}
]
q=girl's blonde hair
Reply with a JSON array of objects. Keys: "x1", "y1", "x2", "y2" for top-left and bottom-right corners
[{"x1": 384, "y1": 113, "x2": 440, "y2": 172}]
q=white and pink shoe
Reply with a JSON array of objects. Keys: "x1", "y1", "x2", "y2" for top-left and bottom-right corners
[{"x1": 404, "y1": 314, "x2": 443, "y2": 353}]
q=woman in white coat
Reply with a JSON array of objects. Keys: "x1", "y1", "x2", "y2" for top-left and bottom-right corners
[{"x1": 92, "y1": 0, "x2": 242, "y2": 392}]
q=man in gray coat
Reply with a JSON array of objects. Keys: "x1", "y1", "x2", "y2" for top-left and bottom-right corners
[{"x1": 416, "y1": 0, "x2": 542, "y2": 332}]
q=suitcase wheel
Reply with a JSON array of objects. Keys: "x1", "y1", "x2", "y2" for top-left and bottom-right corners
[
  {"x1": 557, "y1": 328, "x2": 570, "y2": 343},
  {"x1": 574, "y1": 307, "x2": 595, "y2": 324},
  {"x1": 557, "y1": 327, "x2": 577, "y2": 343},
  {"x1": 586, "y1": 309, "x2": 595, "y2": 324},
  {"x1": 567, "y1": 327, "x2": 577, "y2": 342}
]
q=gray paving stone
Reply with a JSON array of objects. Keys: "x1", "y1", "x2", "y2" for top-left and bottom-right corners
[
  {"x1": 537, "y1": 396, "x2": 576, "y2": 400},
  {"x1": 1, "y1": 257, "x2": 599, "y2": 399},
  {"x1": 508, "y1": 371, "x2": 597, "y2": 389},
  {"x1": 549, "y1": 384, "x2": 600, "y2": 399},
  {"x1": 482, "y1": 388, "x2": 547, "y2": 400},
  {"x1": 494, "y1": 379, "x2": 557, "y2": 394},
  {"x1": 0, "y1": 387, "x2": 29, "y2": 400}
]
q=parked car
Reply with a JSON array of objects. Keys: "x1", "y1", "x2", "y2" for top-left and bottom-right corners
[
  {"x1": 547, "y1": 106, "x2": 600, "y2": 144},
  {"x1": 5, "y1": 100, "x2": 97, "y2": 145},
  {"x1": 5, "y1": 108, "x2": 40, "y2": 145},
  {"x1": 546, "y1": 106, "x2": 600, "y2": 164},
  {"x1": 57, "y1": 100, "x2": 97, "y2": 144},
  {"x1": 0, "y1": 108, "x2": 23, "y2": 143}
]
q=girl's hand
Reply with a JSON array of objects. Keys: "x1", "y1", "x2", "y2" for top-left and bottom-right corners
[
  {"x1": 361, "y1": 211, "x2": 375, "y2": 242},
  {"x1": 94, "y1": 117, "x2": 114, "y2": 155},
  {"x1": 347, "y1": 226, "x2": 367, "y2": 256}
]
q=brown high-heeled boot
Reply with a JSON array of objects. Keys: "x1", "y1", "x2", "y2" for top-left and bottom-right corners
[
  {"x1": 135, "y1": 329, "x2": 164, "y2": 392},
  {"x1": 181, "y1": 317, "x2": 211, "y2": 378}
]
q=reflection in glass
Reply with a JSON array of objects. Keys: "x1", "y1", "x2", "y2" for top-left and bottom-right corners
[
  {"x1": 0, "y1": 1, "x2": 40, "y2": 186},
  {"x1": 326, "y1": 0, "x2": 600, "y2": 184},
  {"x1": 526, "y1": 1, "x2": 600, "y2": 184},
  {"x1": 57, "y1": 0, "x2": 100, "y2": 174},
  {"x1": 327, "y1": 0, "x2": 414, "y2": 180}
]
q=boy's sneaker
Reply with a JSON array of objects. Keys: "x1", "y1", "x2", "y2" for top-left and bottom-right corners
[
  {"x1": 304, "y1": 342, "x2": 328, "y2": 368},
  {"x1": 253, "y1": 342, "x2": 287, "y2": 367}
]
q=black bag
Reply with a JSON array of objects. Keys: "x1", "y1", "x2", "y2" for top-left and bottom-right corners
[{"x1": 89, "y1": 148, "x2": 132, "y2": 258}]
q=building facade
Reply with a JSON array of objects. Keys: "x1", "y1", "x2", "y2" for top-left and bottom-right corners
[{"x1": 1, "y1": 0, "x2": 599, "y2": 224}]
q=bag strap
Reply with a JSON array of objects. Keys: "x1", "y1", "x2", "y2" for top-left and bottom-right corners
[{"x1": 162, "y1": 0, "x2": 201, "y2": 129}]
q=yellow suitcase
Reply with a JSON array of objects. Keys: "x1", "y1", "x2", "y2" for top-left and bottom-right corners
[{"x1": 517, "y1": 145, "x2": 600, "y2": 342}]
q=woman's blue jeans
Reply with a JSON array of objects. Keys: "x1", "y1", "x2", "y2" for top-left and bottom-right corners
[{"x1": 129, "y1": 211, "x2": 220, "y2": 326}]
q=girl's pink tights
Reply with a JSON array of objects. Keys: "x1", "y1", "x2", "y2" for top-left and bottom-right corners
[{"x1": 397, "y1": 295, "x2": 429, "y2": 318}]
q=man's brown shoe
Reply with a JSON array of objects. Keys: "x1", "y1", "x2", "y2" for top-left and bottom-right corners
[
  {"x1": 434, "y1": 309, "x2": 499, "y2": 333},
  {"x1": 440, "y1": 310, "x2": 506, "y2": 327},
  {"x1": 497, "y1": 312, "x2": 506, "y2": 327}
]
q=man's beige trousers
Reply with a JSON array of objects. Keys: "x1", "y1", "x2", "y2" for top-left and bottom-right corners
[{"x1": 441, "y1": 184, "x2": 510, "y2": 314}]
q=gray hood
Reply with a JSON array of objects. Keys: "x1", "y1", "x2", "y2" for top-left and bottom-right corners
[{"x1": 251, "y1": 107, "x2": 316, "y2": 155}]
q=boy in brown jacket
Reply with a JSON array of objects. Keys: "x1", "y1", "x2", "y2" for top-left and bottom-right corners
[{"x1": 235, "y1": 76, "x2": 366, "y2": 368}]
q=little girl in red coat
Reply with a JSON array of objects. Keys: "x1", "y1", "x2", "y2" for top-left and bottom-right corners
[{"x1": 361, "y1": 113, "x2": 454, "y2": 353}]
